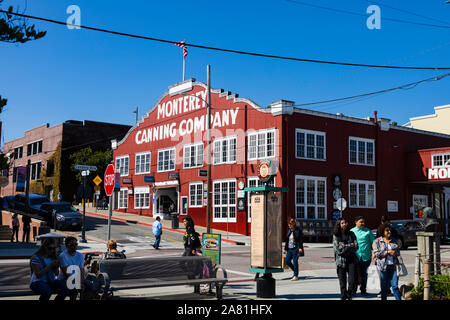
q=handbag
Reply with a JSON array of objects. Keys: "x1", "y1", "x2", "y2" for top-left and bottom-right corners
[
  {"x1": 282, "y1": 256, "x2": 290, "y2": 270},
  {"x1": 396, "y1": 255, "x2": 408, "y2": 277}
]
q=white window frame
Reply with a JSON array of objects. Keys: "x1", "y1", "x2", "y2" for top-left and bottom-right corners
[
  {"x1": 213, "y1": 179, "x2": 237, "y2": 223},
  {"x1": 119, "y1": 188, "x2": 128, "y2": 209},
  {"x1": 135, "y1": 152, "x2": 151, "y2": 175},
  {"x1": 134, "y1": 186, "x2": 150, "y2": 209},
  {"x1": 348, "y1": 137, "x2": 375, "y2": 166},
  {"x1": 115, "y1": 155, "x2": 129, "y2": 177},
  {"x1": 432, "y1": 153, "x2": 450, "y2": 168},
  {"x1": 14, "y1": 145, "x2": 23, "y2": 159},
  {"x1": 183, "y1": 143, "x2": 204, "y2": 169},
  {"x1": 349, "y1": 179, "x2": 376, "y2": 209},
  {"x1": 213, "y1": 136, "x2": 237, "y2": 165},
  {"x1": 248, "y1": 128, "x2": 276, "y2": 161},
  {"x1": 295, "y1": 175, "x2": 327, "y2": 220},
  {"x1": 247, "y1": 177, "x2": 275, "y2": 222},
  {"x1": 295, "y1": 128, "x2": 326, "y2": 161},
  {"x1": 27, "y1": 139, "x2": 43, "y2": 156},
  {"x1": 180, "y1": 196, "x2": 188, "y2": 215},
  {"x1": 189, "y1": 182, "x2": 203, "y2": 208},
  {"x1": 157, "y1": 147, "x2": 176, "y2": 172},
  {"x1": 30, "y1": 162, "x2": 41, "y2": 181}
]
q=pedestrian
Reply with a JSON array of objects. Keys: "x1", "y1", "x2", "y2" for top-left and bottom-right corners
[
  {"x1": 29, "y1": 238, "x2": 69, "y2": 300},
  {"x1": 152, "y1": 216, "x2": 162, "y2": 249},
  {"x1": 58, "y1": 236, "x2": 86, "y2": 301},
  {"x1": 11, "y1": 213, "x2": 20, "y2": 242},
  {"x1": 282, "y1": 219, "x2": 304, "y2": 281},
  {"x1": 333, "y1": 218, "x2": 358, "y2": 300},
  {"x1": 183, "y1": 225, "x2": 201, "y2": 256},
  {"x1": 373, "y1": 223, "x2": 402, "y2": 300},
  {"x1": 103, "y1": 239, "x2": 126, "y2": 259},
  {"x1": 376, "y1": 215, "x2": 399, "y2": 239},
  {"x1": 350, "y1": 216, "x2": 375, "y2": 296},
  {"x1": 22, "y1": 214, "x2": 32, "y2": 243}
]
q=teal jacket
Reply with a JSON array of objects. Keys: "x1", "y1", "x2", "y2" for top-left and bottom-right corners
[{"x1": 350, "y1": 226, "x2": 375, "y2": 262}]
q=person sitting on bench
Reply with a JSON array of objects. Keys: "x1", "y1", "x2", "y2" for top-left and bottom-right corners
[{"x1": 103, "y1": 240, "x2": 126, "y2": 259}]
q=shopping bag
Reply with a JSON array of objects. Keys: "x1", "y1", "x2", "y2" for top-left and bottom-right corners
[
  {"x1": 366, "y1": 264, "x2": 381, "y2": 291},
  {"x1": 282, "y1": 256, "x2": 290, "y2": 270},
  {"x1": 396, "y1": 255, "x2": 408, "y2": 277}
]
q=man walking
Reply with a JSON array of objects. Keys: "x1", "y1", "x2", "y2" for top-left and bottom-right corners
[
  {"x1": 152, "y1": 216, "x2": 162, "y2": 249},
  {"x1": 22, "y1": 214, "x2": 31, "y2": 243},
  {"x1": 351, "y1": 216, "x2": 375, "y2": 296}
]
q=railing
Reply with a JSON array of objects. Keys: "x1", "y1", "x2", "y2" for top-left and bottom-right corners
[{"x1": 414, "y1": 249, "x2": 450, "y2": 300}]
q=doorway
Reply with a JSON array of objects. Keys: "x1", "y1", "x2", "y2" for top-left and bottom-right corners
[{"x1": 153, "y1": 187, "x2": 178, "y2": 220}]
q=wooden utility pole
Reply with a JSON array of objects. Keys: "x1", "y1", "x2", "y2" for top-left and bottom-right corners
[
  {"x1": 424, "y1": 259, "x2": 431, "y2": 300},
  {"x1": 206, "y1": 65, "x2": 212, "y2": 234}
]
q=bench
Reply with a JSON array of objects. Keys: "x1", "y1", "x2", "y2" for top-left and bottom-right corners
[
  {"x1": 0, "y1": 261, "x2": 34, "y2": 297},
  {"x1": 95, "y1": 256, "x2": 228, "y2": 299}
]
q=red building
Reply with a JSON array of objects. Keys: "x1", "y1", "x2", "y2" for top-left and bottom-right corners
[{"x1": 112, "y1": 79, "x2": 450, "y2": 237}]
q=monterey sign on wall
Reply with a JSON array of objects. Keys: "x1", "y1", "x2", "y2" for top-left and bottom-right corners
[
  {"x1": 135, "y1": 89, "x2": 239, "y2": 144},
  {"x1": 428, "y1": 167, "x2": 450, "y2": 180}
]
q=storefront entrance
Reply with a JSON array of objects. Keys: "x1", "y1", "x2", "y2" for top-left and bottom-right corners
[{"x1": 153, "y1": 187, "x2": 178, "y2": 220}]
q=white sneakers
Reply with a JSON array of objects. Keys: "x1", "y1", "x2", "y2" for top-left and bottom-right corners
[{"x1": 291, "y1": 276, "x2": 299, "y2": 281}]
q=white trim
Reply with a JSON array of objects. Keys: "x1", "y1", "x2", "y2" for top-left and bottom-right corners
[
  {"x1": 212, "y1": 178, "x2": 237, "y2": 223},
  {"x1": 247, "y1": 128, "x2": 276, "y2": 161},
  {"x1": 134, "y1": 186, "x2": 150, "y2": 194},
  {"x1": 213, "y1": 135, "x2": 237, "y2": 165},
  {"x1": 189, "y1": 182, "x2": 203, "y2": 208},
  {"x1": 135, "y1": 151, "x2": 151, "y2": 175},
  {"x1": 115, "y1": 155, "x2": 130, "y2": 177},
  {"x1": 348, "y1": 136, "x2": 375, "y2": 167},
  {"x1": 118, "y1": 189, "x2": 128, "y2": 209},
  {"x1": 183, "y1": 142, "x2": 204, "y2": 169},
  {"x1": 134, "y1": 192, "x2": 150, "y2": 209},
  {"x1": 295, "y1": 128, "x2": 327, "y2": 161},
  {"x1": 294, "y1": 175, "x2": 327, "y2": 220},
  {"x1": 431, "y1": 152, "x2": 450, "y2": 168},
  {"x1": 157, "y1": 147, "x2": 176, "y2": 172},
  {"x1": 348, "y1": 179, "x2": 376, "y2": 209}
]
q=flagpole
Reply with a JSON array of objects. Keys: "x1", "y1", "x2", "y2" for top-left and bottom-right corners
[{"x1": 183, "y1": 56, "x2": 185, "y2": 81}]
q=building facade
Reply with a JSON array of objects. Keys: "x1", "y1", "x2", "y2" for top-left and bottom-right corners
[
  {"x1": 404, "y1": 104, "x2": 450, "y2": 135},
  {"x1": 3, "y1": 120, "x2": 131, "y2": 202},
  {"x1": 112, "y1": 79, "x2": 450, "y2": 236}
]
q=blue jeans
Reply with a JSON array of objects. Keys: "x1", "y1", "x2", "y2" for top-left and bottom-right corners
[
  {"x1": 153, "y1": 234, "x2": 161, "y2": 248},
  {"x1": 285, "y1": 248, "x2": 299, "y2": 277},
  {"x1": 379, "y1": 265, "x2": 401, "y2": 300},
  {"x1": 30, "y1": 280, "x2": 70, "y2": 301},
  {"x1": 22, "y1": 227, "x2": 30, "y2": 243}
]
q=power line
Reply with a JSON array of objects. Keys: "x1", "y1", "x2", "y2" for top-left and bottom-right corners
[
  {"x1": 1, "y1": 10, "x2": 450, "y2": 70},
  {"x1": 293, "y1": 72, "x2": 450, "y2": 107},
  {"x1": 285, "y1": 0, "x2": 450, "y2": 30}
]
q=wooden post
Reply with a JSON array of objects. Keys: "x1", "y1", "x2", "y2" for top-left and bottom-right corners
[
  {"x1": 414, "y1": 253, "x2": 421, "y2": 287},
  {"x1": 424, "y1": 259, "x2": 431, "y2": 300}
]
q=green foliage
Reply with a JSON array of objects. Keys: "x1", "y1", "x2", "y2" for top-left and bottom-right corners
[
  {"x1": 410, "y1": 274, "x2": 450, "y2": 300},
  {"x1": 69, "y1": 147, "x2": 113, "y2": 184},
  {"x1": 0, "y1": 3, "x2": 46, "y2": 43},
  {"x1": 0, "y1": 152, "x2": 8, "y2": 170}
]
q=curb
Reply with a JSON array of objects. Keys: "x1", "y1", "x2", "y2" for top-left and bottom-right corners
[{"x1": 82, "y1": 210, "x2": 247, "y2": 246}]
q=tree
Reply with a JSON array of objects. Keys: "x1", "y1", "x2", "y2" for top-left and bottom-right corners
[
  {"x1": 1, "y1": 1, "x2": 46, "y2": 112},
  {"x1": 69, "y1": 147, "x2": 113, "y2": 184}
]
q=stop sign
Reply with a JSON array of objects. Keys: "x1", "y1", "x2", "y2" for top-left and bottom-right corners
[{"x1": 104, "y1": 164, "x2": 115, "y2": 196}]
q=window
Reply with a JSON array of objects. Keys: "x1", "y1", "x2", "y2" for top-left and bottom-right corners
[
  {"x1": 213, "y1": 180, "x2": 236, "y2": 222},
  {"x1": 13, "y1": 167, "x2": 18, "y2": 183},
  {"x1": 247, "y1": 177, "x2": 275, "y2": 222},
  {"x1": 30, "y1": 162, "x2": 41, "y2": 181},
  {"x1": 134, "y1": 187, "x2": 150, "y2": 209},
  {"x1": 14, "y1": 146, "x2": 23, "y2": 159},
  {"x1": 248, "y1": 129, "x2": 275, "y2": 160},
  {"x1": 432, "y1": 153, "x2": 450, "y2": 168},
  {"x1": 214, "y1": 136, "x2": 237, "y2": 165},
  {"x1": 189, "y1": 182, "x2": 203, "y2": 207},
  {"x1": 135, "y1": 152, "x2": 151, "y2": 174},
  {"x1": 349, "y1": 137, "x2": 375, "y2": 166},
  {"x1": 119, "y1": 189, "x2": 128, "y2": 209},
  {"x1": 158, "y1": 148, "x2": 175, "y2": 172},
  {"x1": 115, "y1": 155, "x2": 129, "y2": 176},
  {"x1": 295, "y1": 129, "x2": 326, "y2": 160},
  {"x1": 46, "y1": 160, "x2": 55, "y2": 177},
  {"x1": 27, "y1": 140, "x2": 43, "y2": 156},
  {"x1": 295, "y1": 175, "x2": 326, "y2": 220},
  {"x1": 349, "y1": 180, "x2": 376, "y2": 208},
  {"x1": 183, "y1": 143, "x2": 203, "y2": 169}
]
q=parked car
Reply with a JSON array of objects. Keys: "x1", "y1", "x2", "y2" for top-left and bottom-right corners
[
  {"x1": 371, "y1": 219, "x2": 425, "y2": 249},
  {"x1": 13, "y1": 193, "x2": 50, "y2": 214},
  {"x1": 1, "y1": 195, "x2": 15, "y2": 210},
  {"x1": 39, "y1": 202, "x2": 82, "y2": 230}
]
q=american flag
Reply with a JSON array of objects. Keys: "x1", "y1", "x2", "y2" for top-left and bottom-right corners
[{"x1": 175, "y1": 40, "x2": 188, "y2": 58}]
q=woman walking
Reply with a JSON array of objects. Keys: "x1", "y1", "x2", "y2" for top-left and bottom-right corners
[
  {"x1": 372, "y1": 223, "x2": 402, "y2": 300},
  {"x1": 333, "y1": 218, "x2": 358, "y2": 300},
  {"x1": 11, "y1": 213, "x2": 20, "y2": 242},
  {"x1": 283, "y1": 219, "x2": 304, "y2": 281}
]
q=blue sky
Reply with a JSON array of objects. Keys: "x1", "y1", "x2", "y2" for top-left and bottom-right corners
[{"x1": 1, "y1": 0, "x2": 450, "y2": 144}]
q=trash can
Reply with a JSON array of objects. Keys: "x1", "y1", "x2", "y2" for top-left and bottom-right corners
[{"x1": 171, "y1": 214, "x2": 179, "y2": 229}]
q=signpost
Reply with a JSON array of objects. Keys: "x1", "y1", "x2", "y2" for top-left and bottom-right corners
[
  {"x1": 104, "y1": 164, "x2": 115, "y2": 241},
  {"x1": 74, "y1": 164, "x2": 97, "y2": 243}
]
